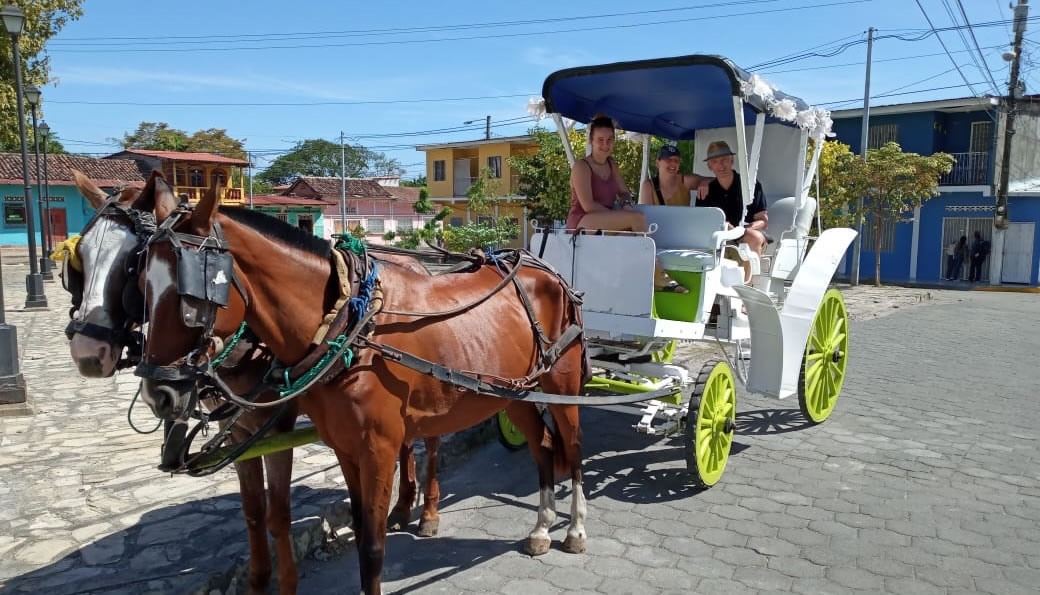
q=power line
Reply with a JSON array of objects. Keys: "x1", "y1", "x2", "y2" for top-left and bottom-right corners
[
  {"x1": 47, "y1": 92, "x2": 537, "y2": 107},
  {"x1": 819, "y1": 81, "x2": 990, "y2": 106},
  {"x1": 761, "y1": 43, "x2": 1005, "y2": 74},
  {"x1": 52, "y1": 1, "x2": 787, "y2": 45},
  {"x1": 47, "y1": 0, "x2": 872, "y2": 53},
  {"x1": 949, "y1": 0, "x2": 1001, "y2": 94},
  {"x1": 913, "y1": 0, "x2": 984, "y2": 98}
]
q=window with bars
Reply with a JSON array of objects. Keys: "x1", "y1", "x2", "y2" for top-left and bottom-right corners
[
  {"x1": 450, "y1": 216, "x2": 464, "y2": 227},
  {"x1": 367, "y1": 218, "x2": 385, "y2": 234},
  {"x1": 860, "y1": 217, "x2": 898, "y2": 253},
  {"x1": 868, "y1": 124, "x2": 898, "y2": 149},
  {"x1": 274, "y1": 212, "x2": 289, "y2": 222},
  {"x1": 970, "y1": 121, "x2": 993, "y2": 153}
]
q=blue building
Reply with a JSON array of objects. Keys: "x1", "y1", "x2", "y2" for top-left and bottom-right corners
[
  {"x1": 0, "y1": 153, "x2": 145, "y2": 246},
  {"x1": 830, "y1": 96, "x2": 1040, "y2": 286}
]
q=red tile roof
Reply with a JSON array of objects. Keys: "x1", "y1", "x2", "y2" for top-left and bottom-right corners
[
  {"x1": 106, "y1": 149, "x2": 250, "y2": 167},
  {"x1": 288, "y1": 176, "x2": 393, "y2": 200},
  {"x1": 250, "y1": 194, "x2": 335, "y2": 206},
  {"x1": 0, "y1": 152, "x2": 147, "y2": 188},
  {"x1": 384, "y1": 186, "x2": 421, "y2": 202}
]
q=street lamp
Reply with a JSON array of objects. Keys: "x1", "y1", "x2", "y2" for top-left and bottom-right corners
[
  {"x1": 39, "y1": 121, "x2": 53, "y2": 274},
  {"x1": 1, "y1": 4, "x2": 47, "y2": 308},
  {"x1": 0, "y1": 4, "x2": 30, "y2": 406},
  {"x1": 25, "y1": 84, "x2": 52, "y2": 281}
]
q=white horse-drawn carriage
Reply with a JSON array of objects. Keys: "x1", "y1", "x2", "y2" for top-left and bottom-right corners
[{"x1": 499, "y1": 54, "x2": 856, "y2": 487}]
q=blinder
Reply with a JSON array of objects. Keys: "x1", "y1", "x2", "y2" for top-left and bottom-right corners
[{"x1": 175, "y1": 245, "x2": 234, "y2": 328}]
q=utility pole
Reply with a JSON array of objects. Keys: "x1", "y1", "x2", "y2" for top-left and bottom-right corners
[
  {"x1": 850, "y1": 27, "x2": 874, "y2": 287},
  {"x1": 340, "y1": 131, "x2": 347, "y2": 233},
  {"x1": 996, "y1": 0, "x2": 1028, "y2": 231},
  {"x1": 991, "y1": 0, "x2": 1028, "y2": 284},
  {"x1": 485, "y1": 115, "x2": 491, "y2": 141},
  {"x1": 247, "y1": 151, "x2": 254, "y2": 209}
]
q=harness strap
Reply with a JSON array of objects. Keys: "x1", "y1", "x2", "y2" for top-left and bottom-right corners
[{"x1": 359, "y1": 337, "x2": 679, "y2": 406}]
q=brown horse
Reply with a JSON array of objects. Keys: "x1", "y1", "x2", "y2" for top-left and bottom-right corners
[
  {"x1": 132, "y1": 172, "x2": 588, "y2": 594},
  {"x1": 66, "y1": 173, "x2": 447, "y2": 592}
]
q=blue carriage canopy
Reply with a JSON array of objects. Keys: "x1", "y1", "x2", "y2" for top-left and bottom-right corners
[{"x1": 539, "y1": 54, "x2": 830, "y2": 140}]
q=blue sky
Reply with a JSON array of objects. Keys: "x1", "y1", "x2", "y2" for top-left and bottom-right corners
[{"x1": 36, "y1": 0, "x2": 1030, "y2": 179}]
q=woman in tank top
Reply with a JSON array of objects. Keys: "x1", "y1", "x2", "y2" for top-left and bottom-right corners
[
  {"x1": 565, "y1": 115, "x2": 686, "y2": 292},
  {"x1": 566, "y1": 115, "x2": 647, "y2": 232},
  {"x1": 638, "y1": 144, "x2": 713, "y2": 207}
]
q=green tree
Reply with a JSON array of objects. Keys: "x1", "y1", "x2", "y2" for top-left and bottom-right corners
[
  {"x1": 860, "y1": 142, "x2": 953, "y2": 286},
  {"x1": 1, "y1": 126, "x2": 64, "y2": 153},
  {"x1": 814, "y1": 140, "x2": 864, "y2": 229},
  {"x1": 509, "y1": 126, "x2": 665, "y2": 224},
  {"x1": 349, "y1": 224, "x2": 367, "y2": 240},
  {"x1": 257, "y1": 139, "x2": 402, "y2": 186},
  {"x1": 0, "y1": 1, "x2": 84, "y2": 150},
  {"x1": 401, "y1": 176, "x2": 427, "y2": 187},
  {"x1": 117, "y1": 122, "x2": 189, "y2": 151},
  {"x1": 442, "y1": 167, "x2": 518, "y2": 251},
  {"x1": 184, "y1": 128, "x2": 247, "y2": 160}
]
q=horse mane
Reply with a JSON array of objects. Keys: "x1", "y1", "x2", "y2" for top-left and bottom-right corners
[{"x1": 220, "y1": 207, "x2": 331, "y2": 260}]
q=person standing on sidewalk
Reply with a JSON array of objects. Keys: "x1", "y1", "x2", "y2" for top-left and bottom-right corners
[
  {"x1": 948, "y1": 235, "x2": 967, "y2": 280},
  {"x1": 969, "y1": 231, "x2": 991, "y2": 282}
]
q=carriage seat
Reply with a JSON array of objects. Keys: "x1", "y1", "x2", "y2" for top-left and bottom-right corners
[
  {"x1": 633, "y1": 205, "x2": 736, "y2": 272},
  {"x1": 763, "y1": 196, "x2": 817, "y2": 278}
]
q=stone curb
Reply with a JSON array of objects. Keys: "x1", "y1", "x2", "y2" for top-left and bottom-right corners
[{"x1": 195, "y1": 419, "x2": 498, "y2": 595}]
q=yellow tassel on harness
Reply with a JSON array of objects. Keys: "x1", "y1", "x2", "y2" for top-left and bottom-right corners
[{"x1": 51, "y1": 235, "x2": 83, "y2": 272}]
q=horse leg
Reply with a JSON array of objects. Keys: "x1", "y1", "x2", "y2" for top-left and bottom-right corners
[
  {"x1": 232, "y1": 456, "x2": 273, "y2": 594},
  {"x1": 357, "y1": 434, "x2": 401, "y2": 595},
  {"x1": 544, "y1": 360, "x2": 587, "y2": 554},
  {"x1": 417, "y1": 436, "x2": 441, "y2": 537},
  {"x1": 263, "y1": 448, "x2": 298, "y2": 594},
  {"x1": 502, "y1": 401, "x2": 556, "y2": 556},
  {"x1": 387, "y1": 440, "x2": 417, "y2": 532},
  {"x1": 335, "y1": 451, "x2": 370, "y2": 590}
]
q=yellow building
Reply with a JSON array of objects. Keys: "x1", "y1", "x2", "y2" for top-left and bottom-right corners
[
  {"x1": 105, "y1": 149, "x2": 249, "y2": 206},
  {"x1": 416, "y1": 135, "x2": 538, "y2": 249}
]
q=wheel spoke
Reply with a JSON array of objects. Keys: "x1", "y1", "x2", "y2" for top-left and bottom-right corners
[{"x1": 807, "y1": 351, "x2": 826, "y2": 361}]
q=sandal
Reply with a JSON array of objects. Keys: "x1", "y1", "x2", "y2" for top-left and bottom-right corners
[{"x1": 656, "y1": 280, "x2": 689, "y2": 294}]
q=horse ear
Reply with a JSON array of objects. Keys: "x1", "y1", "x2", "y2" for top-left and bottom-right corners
[
  {"x1": 132, "y1": 170, "x2": 178, "y2": 222},
  {"x1": 192, "y1": 176, "x2": 222, "y2": 235},
  {"x1": 71, "y1": 169, "x2": 108, "y2": 210}
]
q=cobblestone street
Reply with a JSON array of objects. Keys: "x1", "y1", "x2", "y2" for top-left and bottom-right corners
[{"x1": 1, "y1": 252, "x2": 1018, "y2": 595}]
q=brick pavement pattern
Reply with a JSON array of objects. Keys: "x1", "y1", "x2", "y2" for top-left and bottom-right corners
[{"x1": 297, "y1": 290, "x2": 1040, "y2": 594}]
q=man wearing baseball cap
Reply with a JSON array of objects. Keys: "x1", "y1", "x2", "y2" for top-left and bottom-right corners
[
  {"x1": 697, "y1": 140, "x2": 769, "y2": 255},
  {"x1": 638, "y1": 144, "x2": 713, "y2": 207}
]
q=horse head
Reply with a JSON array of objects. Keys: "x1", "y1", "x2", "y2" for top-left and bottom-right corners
[
  {"x1": 132, "y1": 171, "x2": 249, "y2": 422},
  {"x1": 65, "y1": 170, "x2": 149, "y2": 377}
]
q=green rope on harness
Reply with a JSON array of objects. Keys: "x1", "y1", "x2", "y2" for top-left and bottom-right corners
[
  {"x1": 276, "y1": 333, "x2": 354, "y2": 398},
  {"x1": 332, "y1": 234, "x2": 366, "y2": 257},
  {"x1": 211, "y1": 322, "x2": 249, "y2": 367}
]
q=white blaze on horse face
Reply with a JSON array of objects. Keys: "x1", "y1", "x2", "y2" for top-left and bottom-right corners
[
  {"x1": 529, "y1": 486, "x2": 557, "y2": 542},
  {"x1": 77, "y1": 218, "x2": 137, "y2": 327},
  {"x1": 144, "y1": 251, "x2": 176, "y2": 326}
]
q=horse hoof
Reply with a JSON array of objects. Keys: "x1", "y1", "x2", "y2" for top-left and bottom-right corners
[
  {"x1": 417, "y1": 519, "x2": 439, "y2": 537},
  {"x1": 387, "y1": 510, "x2": 410, "y2": 532},
  {"x1": 562, "y1": 535, "x2": 586, "y2": 554},
  {"x1": 524, "y1": 536, "x2": 551, "y2": 556}
]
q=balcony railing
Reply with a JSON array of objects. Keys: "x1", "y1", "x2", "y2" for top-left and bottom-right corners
[
  {"x1": 175, "y1": 187, "x2": 244, "y2": 203},
  {"x1": 452, "y1": 174, "x2": 523, "y2": 198},
  {"x1": 940, "y1": 152, "x2": 989, "y2": 186}
]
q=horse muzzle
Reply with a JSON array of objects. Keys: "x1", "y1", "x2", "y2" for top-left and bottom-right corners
[{"x1": 139, "y1": 378, "x2": 197, "y2": 423}]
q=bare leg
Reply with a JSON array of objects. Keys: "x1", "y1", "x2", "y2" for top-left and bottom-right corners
[{"x1": 574, "y1": 209, "x2": 647, "y2": 232}]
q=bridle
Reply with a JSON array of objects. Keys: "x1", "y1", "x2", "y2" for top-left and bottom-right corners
[{"x1": 61, "y1": 190, "x2": 155, "y2": 369}]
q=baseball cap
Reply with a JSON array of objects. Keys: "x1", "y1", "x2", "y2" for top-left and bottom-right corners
[
  {"x1": 704, "y1": 140, "x2": 736, "y2": 161},
  {"x1": 657, "y1": 144, "x2": 681, "y2": 160}
]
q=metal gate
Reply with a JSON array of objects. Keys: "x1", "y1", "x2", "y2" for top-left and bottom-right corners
[
  {"x1": 940, "y1": 217, "x2": 992, "y2": 281},
  {"x1": 1001, "y1": 222, "x2": 1035, "y2": 284}
]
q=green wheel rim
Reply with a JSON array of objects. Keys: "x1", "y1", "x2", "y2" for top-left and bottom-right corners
[
  {"x1": 690, "y1": 361, "x2": 736, "y2": 487},
  {"x1": 800, "y1": 288, "x2": 848, "y2": 424},
  {"x1": 652, "y1": 339, "x2": 677, "y2": 363},
  {"x1": 496, "y1": 410, "x2": 527, "y2": 450}
]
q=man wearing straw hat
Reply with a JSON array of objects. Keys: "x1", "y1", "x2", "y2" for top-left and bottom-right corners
[{"x1": 698, "y1": 140, "x2": 769, "y2": 256}]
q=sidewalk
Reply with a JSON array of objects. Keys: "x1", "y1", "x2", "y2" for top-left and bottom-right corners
[{"x1": 835, "y1": 274, "x2": 1040, "y2": 293}]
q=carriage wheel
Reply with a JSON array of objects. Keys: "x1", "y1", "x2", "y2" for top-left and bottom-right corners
[
  {"x1": 496, "y1": 410, "x2": 527, "y2": 450},
  {"x1": 798, "y1": 288, "x2": 849, "y2": 424},
  {"x1": 652, "y1": 339, "x2": 678, "y2": 363},
  {"x1": 684, "y1": 359, "x2": 736, "y2": 488}
]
